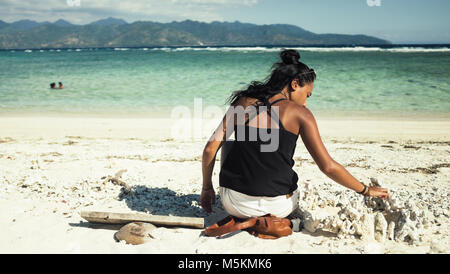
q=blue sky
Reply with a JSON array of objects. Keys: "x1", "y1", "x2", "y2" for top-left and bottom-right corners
[{"x1": 1, "y1": 0, "x2": 449, "y2": 44}]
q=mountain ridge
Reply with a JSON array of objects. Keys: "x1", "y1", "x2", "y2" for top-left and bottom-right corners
[{"x1": 0, "y1": 18, "x2": 391, "y2": 49}]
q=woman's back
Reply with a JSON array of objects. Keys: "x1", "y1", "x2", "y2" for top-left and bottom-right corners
[
  {"x1": 234, "y1": 95, "x2": 300, "y2": 137},
  {"x1": 219, "y1": 95, "x2": 300, "y2": 197}
]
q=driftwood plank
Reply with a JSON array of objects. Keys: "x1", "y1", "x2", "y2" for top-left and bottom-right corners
[{"x1": 80, "y1": 211, "x2": 204, "y2": 229}]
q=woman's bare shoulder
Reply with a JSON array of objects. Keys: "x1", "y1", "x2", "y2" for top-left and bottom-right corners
[{"x1": 286, "y1": 102, "x2": 315, "y2": 124}]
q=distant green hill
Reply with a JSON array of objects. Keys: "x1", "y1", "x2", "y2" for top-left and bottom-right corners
[
  {"x1": 0, "y1": 18, "x2": 391, "y2": 49},
  {"x1": 0, "y1": 20, "x2": 8, "y2": 30},
  {"x1": 89, "y1": 17, "x2": 128, "y2": 26},
  {"x1": 53, "y1": 19, "x2": 74, "y2": 27}
]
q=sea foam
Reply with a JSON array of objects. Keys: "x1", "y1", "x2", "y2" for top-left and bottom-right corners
[{"x1": 147, "y1": 46, "x2": 450, "y2": 53}]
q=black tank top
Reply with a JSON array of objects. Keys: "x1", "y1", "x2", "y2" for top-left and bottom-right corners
[{"x1": 219, "y1": 97, "x2": 299, "y2": 197}]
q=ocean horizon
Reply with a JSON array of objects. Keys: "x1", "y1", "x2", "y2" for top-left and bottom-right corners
[
  {"x1": 2, "y1": 44, "x2": 450, "y2": 52},
  {"x1": 1, "y1": 45, "x2": 449, "y2": 119}
]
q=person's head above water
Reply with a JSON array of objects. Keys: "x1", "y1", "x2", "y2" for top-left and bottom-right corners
[
  {"x1": 58, "y1": 82, "x2": 64, "y2": 88},
  {"x1": 227, "y1": 49, "x2": 316, "y2": 107},
  {"x1": 50, "y1": 82, "x2": 56, "y2": 89}
]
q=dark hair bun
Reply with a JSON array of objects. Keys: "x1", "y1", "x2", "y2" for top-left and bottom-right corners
[{"x1": 280, "y1": 49, "x2": 300, "y2": 65}]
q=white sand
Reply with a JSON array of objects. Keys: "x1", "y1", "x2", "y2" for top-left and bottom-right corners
[{"x1": 0, "y1": 115, "x2": 449, "y2": 254}]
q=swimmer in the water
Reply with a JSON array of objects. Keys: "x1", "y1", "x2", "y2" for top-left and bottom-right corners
[
  {"x1": 50, "y1": 83, "x2": 57, "y2": 89},
  {"x1": 58, "y1": 82, "x2": 64, "y2": 89}
]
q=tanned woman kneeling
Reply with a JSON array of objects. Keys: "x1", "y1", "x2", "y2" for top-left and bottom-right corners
[{"x1": 201, "y1": 49, "x2": 389, "y2": 219}]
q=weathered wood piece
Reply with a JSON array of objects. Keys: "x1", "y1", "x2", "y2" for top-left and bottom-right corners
[{"x1": 80, "y1": 211, "x2": 204, "y2": 229}]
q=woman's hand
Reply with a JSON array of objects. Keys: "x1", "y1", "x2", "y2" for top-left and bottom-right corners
[
  {"x1": 200, "y1": 187, "x2": 216, "y2": 213},
  {"x1": 366, "y1": 186, "x2": 390, "y2": 199}
]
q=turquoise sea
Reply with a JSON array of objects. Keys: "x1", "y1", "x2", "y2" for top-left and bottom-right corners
[{"x1": 0, "y1": 46, "x2": 449, "y2": 118}]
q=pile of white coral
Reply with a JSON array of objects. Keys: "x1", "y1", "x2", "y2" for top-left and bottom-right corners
[{"x1": 296, "y1": 178, "x2": 433, "y2": 244}]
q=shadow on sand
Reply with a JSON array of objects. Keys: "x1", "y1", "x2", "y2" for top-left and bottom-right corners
[
  {"x1": 70, "y1": 185, "x2": 228, "y2": 229},
  {"x1": 117, "y1": 185, "x2": 228, "y2": 227}
]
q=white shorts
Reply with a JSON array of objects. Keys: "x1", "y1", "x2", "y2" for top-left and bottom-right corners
[{"x1": 219, "y1": 186, "x2": 300, "y2": 219}]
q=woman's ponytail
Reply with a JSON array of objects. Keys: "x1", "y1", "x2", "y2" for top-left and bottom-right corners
[{"x1": 227, "y1": 49, "x2": 316, "y2": 106}]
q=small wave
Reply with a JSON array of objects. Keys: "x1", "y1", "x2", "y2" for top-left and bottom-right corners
[
  {"x1": 75, "y1": 49, "x2": 82, "y2": 52},
  {"x1": 24, "y1": 49, "x2": 32, "y2": 53},
  {"x1": 114, "y1": 48, "x2": 130, "y2": 51},
  {"x1": 173, "y1": 47, "x2": 201, "y2": 52},
  {"x1": 385, "y1": 47, "x2": 450, "y2": 53},
  {"x1": 210, "y1": 47, "x2": 279, "y2": 52},
  {"x1": 171, "y1": 46, "x2": 278, "y2": 52},
  {"x1": 151, "y1": 47, "x2": 172, "y2": 52},
  {"x1": 290, "y1": 46, "x2": 383, "y2": 52}
]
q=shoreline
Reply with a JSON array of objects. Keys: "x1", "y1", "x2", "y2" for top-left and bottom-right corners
[
  {"x1": 1, "y1": 109, "x2": 449, "y2": 120},
  {"x1": 0, "y1": 114, "x2": 448, "y2": 143}
]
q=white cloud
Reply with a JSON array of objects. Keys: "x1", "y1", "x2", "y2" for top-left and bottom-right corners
[{"x1": 0, "y1": 0, "x2": 259, "y2": 24}]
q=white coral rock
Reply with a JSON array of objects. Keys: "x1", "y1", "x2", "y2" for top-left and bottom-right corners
[{"x1": 374, "y1": 212, "x2": 387, "y2": 243}]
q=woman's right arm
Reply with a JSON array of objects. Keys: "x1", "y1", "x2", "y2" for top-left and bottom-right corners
[{"x1": 296, "y1": 106, "x2": 389, "y2": 199}]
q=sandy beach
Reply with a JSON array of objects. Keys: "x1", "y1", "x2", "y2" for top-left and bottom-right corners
[{"x1": 0, "y1": 114, "x2": 449, "y2": 254}]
